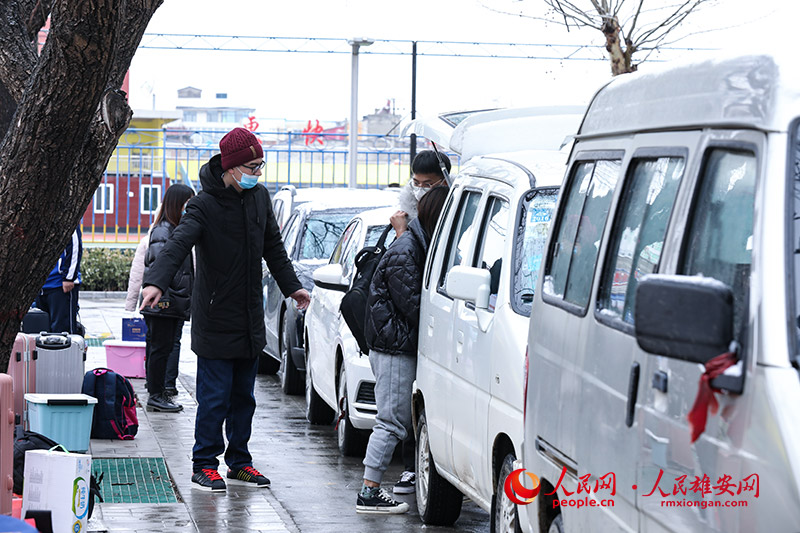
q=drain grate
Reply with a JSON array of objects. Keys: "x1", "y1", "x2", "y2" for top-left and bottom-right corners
[{"x1": 92, "y1": 458, "x2": 179, "y2": 503}]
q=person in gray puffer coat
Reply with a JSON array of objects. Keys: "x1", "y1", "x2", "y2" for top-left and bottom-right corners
[
  {"x1": 357, "y1": 186, "x2": 448, "y2": 514},
  {"x1": 141, "y1": 184, "x2": 195, "y2": 413}
]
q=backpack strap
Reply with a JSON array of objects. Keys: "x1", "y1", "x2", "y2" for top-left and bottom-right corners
[{"x1": 375, "y1": 224, "x2": 393, "y2": 252}]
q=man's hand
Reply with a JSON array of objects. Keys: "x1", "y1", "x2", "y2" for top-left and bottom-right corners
[
  {"x1": 390, "y1": 210, "x2": 408, "y2": 237},
  {"x1": 62, "y1": 281, "x2": 75, "y2": 293},
  {"x1": 290, "y1": 288, "x2": 311, "y2": 311},
  {"x1": 139, "y1": 286, "x2": 163, "y2": 311}
]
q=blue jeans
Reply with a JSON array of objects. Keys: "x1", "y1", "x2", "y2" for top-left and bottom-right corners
[{"x1": 192, "y1": 356, "x2": 259, "y2": 472}]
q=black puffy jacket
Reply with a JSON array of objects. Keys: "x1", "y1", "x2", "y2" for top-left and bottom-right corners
[
  {"x1": 364, "y1": 218, "x2": 429, "y2": 356},
  {"x1": 142, "y1": 154, "x2": 302, "y2": 359},
  {"x1": 141, "y1": 220, "x2": 193, "y2": 320}
]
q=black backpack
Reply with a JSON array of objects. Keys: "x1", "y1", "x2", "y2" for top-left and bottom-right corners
[
  {"x1": 13, "y1": 429, "x2": 59, "y2": 495},
  {"x1": 340, "y1": 225, "x2": 392, "y2": 354},
  {"x1": 81, "y1": 368, "x2": 138, "y2": 440}
]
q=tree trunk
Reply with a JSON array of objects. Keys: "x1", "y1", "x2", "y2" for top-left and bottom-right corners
[
  {"x1": 0, "y1": 0, "x2": 162, "y2": 373},
  {"x1": 601, "y1": 16, "x2": 634, "y2": 76}
]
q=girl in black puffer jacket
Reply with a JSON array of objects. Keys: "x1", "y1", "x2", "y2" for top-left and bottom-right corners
[
  {"x1": 142, "y1": 184, "x2": 195, "y2": 412},
  {"x1": 358, "y1": 186, "x2": 448, "y2": 513}
]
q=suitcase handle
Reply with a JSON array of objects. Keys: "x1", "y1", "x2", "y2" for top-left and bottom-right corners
[
  {"x1": 46, "y1": 398, "x2": 88, "y2": 406},
  {"x1": 36, "y1": 334, "x2": 72, "y2": 349}
]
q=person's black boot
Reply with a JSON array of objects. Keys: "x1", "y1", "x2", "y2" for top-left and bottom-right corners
[{"x1": 147, "y1": 393, "x2": 183, "y2": 412}]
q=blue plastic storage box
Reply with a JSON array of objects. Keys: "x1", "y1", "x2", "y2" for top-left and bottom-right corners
[{"x1": 24, "y1": 393, "x2": 97, "y2": 453}]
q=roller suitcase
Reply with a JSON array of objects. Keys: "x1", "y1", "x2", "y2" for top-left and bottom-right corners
[
  {"x1": 7, "y1": 334, "x2": 35, "y2": 427},
  {"x1": 0, "y1": 373, "x2": 14, "y2": 514},
  {"x1": 20, "y1": 309, "x2": 49, "y2": 335},
  {"x1": 33, "y1": 334, "x2": 85, "y2": 394}
]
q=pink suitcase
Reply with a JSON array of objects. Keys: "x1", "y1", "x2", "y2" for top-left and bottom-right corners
[
  {"x1": 0, "y1": 373, "x2": 14, "y2": 515},
  {"x1": 7, "y1": 334, "x2": 34, "y2": 428}
]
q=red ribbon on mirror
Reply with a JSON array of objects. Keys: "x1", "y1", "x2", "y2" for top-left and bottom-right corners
[{"x1": 687, "y1": 351, "x2": 737, "y2": 443}]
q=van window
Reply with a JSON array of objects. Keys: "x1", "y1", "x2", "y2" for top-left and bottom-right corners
[
  {"x1": 438, "y1": 190, "x2": 482, "y2": 296},
  {"x1": 513, "y1": 189, "x2": 558, "y2": 317},
  {"x1": 599, "y1": 156, "x2": 685, "y2": 324},
  {"x1": 472, "y1": 197, "x2": 510, "y2": 312},
  {"x1": 793, "y1": 126, "x2": 800, "y2": 360},
  {"x1": 544, "y1": 158, "x2": 622, "y2": 310},
  {"x1": 425, "y1": 190, "x2": 455, "y2": 290},
  {"x1": 681, "y1": 148, "x2": 756, "y2": 345}
]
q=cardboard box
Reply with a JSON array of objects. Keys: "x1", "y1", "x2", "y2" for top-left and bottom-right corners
[{"x1": 21, "y1": 449, "x2": 91, "y2": 533}]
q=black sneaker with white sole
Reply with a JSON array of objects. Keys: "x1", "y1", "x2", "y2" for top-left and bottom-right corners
[
  {"x1": 191, "y1": 469, "x2": 226, "y2": 492},
  {"x1": 356, "y1": 487, "x2": 410, "y2": 514},
  {"x1": 227, "y1": 466, "x2": 270, "y2": 488},
  {"x1": 393, "y1": 471, "x2": 416, "y2": 494}
]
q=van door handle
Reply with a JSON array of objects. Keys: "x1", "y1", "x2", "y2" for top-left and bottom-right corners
[
  {"x1": 456, "y1": 330, "x2": 464, "y2": 356},
  {"x1": 625, "y1": 362, "x2": 640, "y2": 428},
  {"x1": 427, "y1": 316, "x2": 434, "y2": 336}
]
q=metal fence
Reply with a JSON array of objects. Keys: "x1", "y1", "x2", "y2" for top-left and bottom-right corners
[{"x1": 82, "y1": 127, "x2": 457, "y2": 247}]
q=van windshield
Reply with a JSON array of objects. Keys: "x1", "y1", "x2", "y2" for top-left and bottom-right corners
[{"x1": 513, "y1": 188, "x2": 558, "y2": 316}]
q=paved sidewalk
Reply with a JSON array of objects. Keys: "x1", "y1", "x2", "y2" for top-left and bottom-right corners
[{"x1": 81, "y1": 297, "x2": 298, "y2": 533}]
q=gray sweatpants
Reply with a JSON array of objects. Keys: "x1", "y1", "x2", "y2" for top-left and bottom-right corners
[{"x1": 363, "y1": 349, "x2": 416, "y2": 484}]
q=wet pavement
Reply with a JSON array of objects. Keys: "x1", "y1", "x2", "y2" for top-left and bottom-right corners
[{"x1": 81, "y1": 295, "x2": 491, "y2": 532}]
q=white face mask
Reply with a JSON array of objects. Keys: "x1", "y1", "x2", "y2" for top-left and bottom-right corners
[{"x1": 411, "y1": 183, "x2": 428, "y2": 202}]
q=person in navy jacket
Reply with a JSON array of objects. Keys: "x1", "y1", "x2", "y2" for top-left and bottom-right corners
[{"x1": 36, "y1": 227, "x2": 83, "y2": 334}]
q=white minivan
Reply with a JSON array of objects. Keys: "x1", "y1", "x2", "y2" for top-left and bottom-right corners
[
  {"x1": 523, "y1": 53, "x2": 800, "y2": 533},
  {"x1": 410, "y1": 107, "x2": 583, "y2": 530}
]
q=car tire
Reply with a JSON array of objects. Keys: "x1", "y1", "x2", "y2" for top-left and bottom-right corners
[
  {"x1": 549, "y1": 514, "x2": 563, "y2": 533},
  {"x1": 337, "y1": 365, "x2": 368, "y2": 457},
  {"x1": 305, "y1": 351, "x2": 334, "y2": 424},
  {"x1": 257, "y1": 352, "x2": 280, "y2": 375},
  {"x1": 416, "y1": 409, "x2": 463, "y2": 526},
  {"x1": 491, "y1": 453, "x2": 523, "y2": 533},
  {"x1": 279, "y1": 315, "x2": 304, "y2": 395}
]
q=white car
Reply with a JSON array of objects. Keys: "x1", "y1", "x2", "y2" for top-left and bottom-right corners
[
  {"x1": 410, "y1": 107, "x2": 583, "y2": 531},
  {"x1": 303, "y1": 206, "x2": 397, "y2": 456},
  {"x1": 271, "y1": 185, "x2": 390, "y2": 230}
]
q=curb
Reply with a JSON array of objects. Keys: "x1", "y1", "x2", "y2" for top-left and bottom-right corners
[{"x1": 81, "y1": 291, "x2": 127, "y2": 300}]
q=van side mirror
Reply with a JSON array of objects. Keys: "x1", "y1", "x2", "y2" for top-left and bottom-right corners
[
  {"x1": 313, "y1": 264, "x2": 348, "y2": 292},
  {"x1": 635, "y1": 275, "x2": 734, "y2": 364},
  {"x1": 446, "y1": 266, "x2": 491, "y2": 310}
]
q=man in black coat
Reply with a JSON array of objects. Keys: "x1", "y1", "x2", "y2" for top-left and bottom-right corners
[{"x1": 141, "y1": 127, "x2": 310, "y2": 492}]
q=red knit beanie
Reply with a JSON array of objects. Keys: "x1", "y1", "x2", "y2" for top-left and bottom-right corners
[{"x1": 219, "y1": 127, "x2": 263, "y2": 171}]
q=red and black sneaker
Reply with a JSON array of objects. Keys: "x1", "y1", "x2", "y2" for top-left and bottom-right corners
[
  {"x1": 227, "y1": 465, "x2": 270, "y2": 488},
  {"x1": 191, "y1": 468, "x2": 226, "y2": 492}
]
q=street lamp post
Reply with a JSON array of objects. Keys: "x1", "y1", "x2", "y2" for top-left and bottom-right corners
[{"x1": 347, "y1": 37, "x2": 374, "y2": 188}]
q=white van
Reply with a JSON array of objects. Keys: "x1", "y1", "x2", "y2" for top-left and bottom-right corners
[
  {"x1": 522, "y1": 53, "x2": 800, "y2": 533},
  {"x1": 410, "y1": 107, "x2": 583, "y2": 530}
]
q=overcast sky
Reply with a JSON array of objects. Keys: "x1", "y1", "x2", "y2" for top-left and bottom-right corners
[{"x1": 129, "y1": 0, "x2": 793, "y2": 127}]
